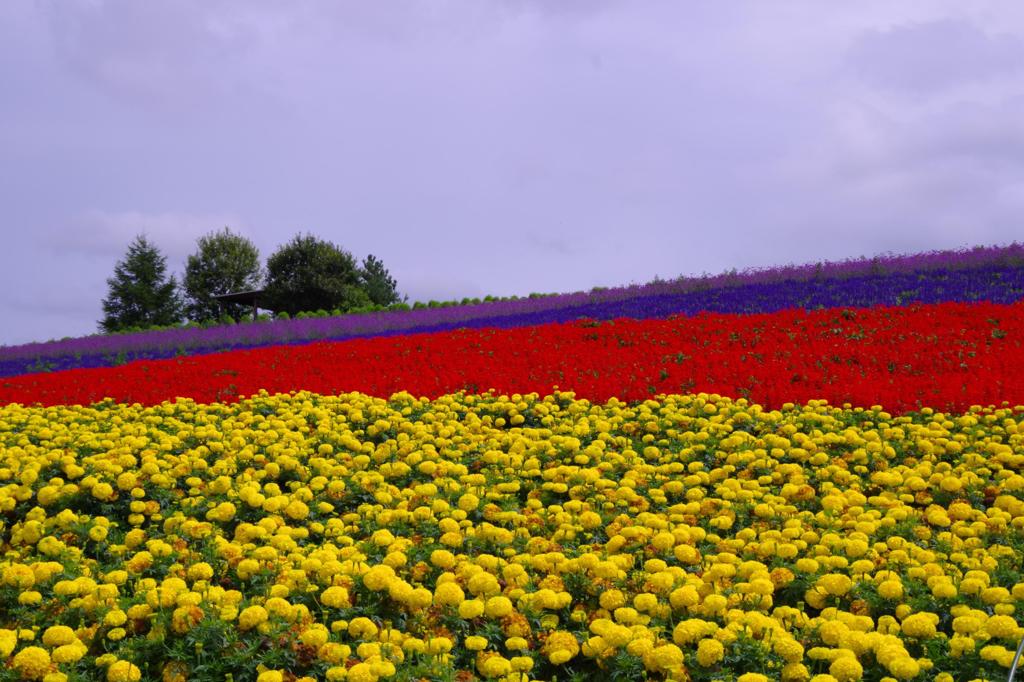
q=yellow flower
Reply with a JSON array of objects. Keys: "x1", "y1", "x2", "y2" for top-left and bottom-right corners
[
  {"x1": 886, "y1": 656, "x2": 920, "y2": 680},
  {"x1": 477, "y1": 653, "x2": 512, "y2": 678},
  {"x1": 256, "y1": 672, "x2": 284, "y2": 682},
  {"x1": 542, "y1": 631, "x2": 580, "y2": 664},
  {"x1": 238, "y1": 605, "x2": 269, "y2": 631},
  {"x1": 106, "y1": 661, "x2": 141, "y2": 682},
  {"x1": 346, "y1": 663, "x2": 376, "y2": 682},
  {"x1": 187, "y1": 563, "x2": 214, "y2": 581},
  {"x1": 877, "y1": 580, "x2": 903, "y2": 600},
  {"x1": 984, "y1": 614, "x2": 1018, "y2": 639},
  {"x1": 484, "y1": 596, "x2": 514, "y2": 618},
  {"x1": 320, "y1": 586, "x2": 351, "y2": 609},
  {"x1": 430, "y1": 550, "x2": 457, "y2": 568},
  {"x1": 696, "y1": 638, "x2": 724, "y2": 666},
  {"x1": 900, "y1": 613, "x2": 937, "y2": 639},
  {"x1": 348, "y1": 617, "x2": 379, "y2": 640},
  {"x1": 41, "y1": 626, "x2": 76, "y2": 648},
  {"x1": 435, "y1": 582, "x2": 465, "y2": 607},
  {"x1": 300, "y1": 625, "x2": 330, "y2": 648},
  {"x1": 12, "y1": 646, "x2": 52, "y2": 680},
  {"x1": 465, "y1": 636, "x2": 488, "y2": 651},
  {"x1": 829, "y1": 655, "x2": 863, "y2": 682},
  {"x1": 818, "y1": 574, "x2": 853, "y2": 596},
  {"x1": 18, "y1": 591, "x2": 43, "y2": 606},
  {"x1": 1, "y1": 629, "x2": 20, "y2": 658},
  {"x1": 362, "y1": 565, "x2": 396, "y2": 591},
  {"x1": 426, "y1": 637, "x2": 453, "y2": 655},
  {"x1": 600, "y1": 589, "x2": 626, "y2": 611},
  {"x1": 774, "y1": 636, "x2": 804, "y2": 662}
]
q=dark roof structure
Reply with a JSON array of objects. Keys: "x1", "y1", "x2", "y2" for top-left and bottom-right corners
[{"x1": 212, "y1": 289, "x2": 267, "y2": 320}]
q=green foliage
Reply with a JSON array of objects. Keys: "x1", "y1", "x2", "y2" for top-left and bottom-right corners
[
  {"x1": 183, "y1": 227, "x2": 263, "y2": 322},
  {"x1": 263, "y1": 233, "x2": 370, "y2": 316},
  {"x1": 99, "y1": 235, "x2": 183, "y2": 333},
  {"x1": 359, "y1": 253, "x2": 405, "y2": 307}
]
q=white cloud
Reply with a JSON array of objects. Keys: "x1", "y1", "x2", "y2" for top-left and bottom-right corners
[{"x1": 51, "y1": 210, "x2": 245, "y2": 263}]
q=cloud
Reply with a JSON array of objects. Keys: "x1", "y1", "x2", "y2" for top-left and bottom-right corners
[
  {"x1": 845, "y1": 18, "x2": 1024, "y2": 94},
  {"x1": 48, "y1": 210, "x2": 245, "y2": 263},
  {"x1": 4, "y1": 1, "x2": 1024, "y2": 348}
]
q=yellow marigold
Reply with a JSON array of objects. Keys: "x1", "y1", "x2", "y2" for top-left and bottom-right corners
[
  {"x1": 459, "y1": 599, "x2": 485, "y2": 619},
  {"x1": 468, "y1": 572, "x2": 501, "y2": 596},
  {"x1": 346, "y1": 663, "x2": 376, "y2": 682},
  {"x1": 877, "y1": 581, "x2": 903, "y2": 600},
  {"x1": 774, "y1": 636, "x2": 804, "y2": 662},
  {"x1": 256, "y1": 672, "x2": 284, "y2": 682},
  {"x1": 900, "y1": 613, "x2": 937, "y2": 639},
  {"x1": 265, "y1": 597, "x2": 293, "y2": 620},
  {"x1": 12, "y1": 646, "x2": 52, "y2": 680},
  {"x1": 19, "y1": 592, "x2": 42, "y2": 606},
  {"x1": 362, "y1": 565, "x2": 396, "y2": 591},
  {"x1": 737, "y1": 674, "x2": 769, "y2": 682},
  {"x1": 485, "y1": 596, "x2": 514, "y2": 618},
  {"x1": 434, "y1": 581, "x2": 465, "y2": 607},
  {"x1": 106, "y1": 660, "x2": 142, "y2": 682},
  {"x1": 466, "y1": 636, "x2": 488, "y2": 651},
  {"x1": 1, "y1": 629, "x2": 20, "y2": 658},
  {"x1": 984, "y1": 614, "x2": 1018, "y2": 639},
  {"x1": 643, "y1": 643, "x2": 684, "y2": 673},
  {"x1": 104, "y1": 610, "x2": 128, "y2": 627},
  {"x1": 406, "y1": 587, "x2": 433, "y2": 610},
  {"x1": 830, "y1": 655, "x2": 863, "y2": 682},
  {"x1": 171, "y1": 606, "x2": 204, "y2": 634},
  {"x1": 634, "y1": 593, "x2": 659, "y2": 613},
  {"x1": 348, "y1": 617, "x2": 379, "y2": 639},
  {"x1": 696, "y1": 638, "x2": 724, "y2": 666},
  {"x1": 187, "y1": 563, "x2": 214, "y2": 582},
  {"x1": 430, "y1": 550, "x2": 456, "y2": 568},
  {"x1": 818, "y1": 574, "x2": 853, "y2": 596},
  {"x1": 542, "y1": 631, "x2": 580, "y2": 665},
  {"x1": 52, "y1": 643, "x2": 86, "y2": 665},
  {"x1": 477, "y1": 652, "x2": 512, "y2": 678},
  {"x1": 318, "y1": 643, "x2": 351, "y2": 664},
  {"x1": 300, "y1": 625, "x2": 330, "y2": 649},
  {"x1": 238, "y1": 605, "x2": 268, "y2": 631},
  {"x1": 669, "y1": 585, "x2": 700, "y2": 610},
  {"x1": 505, "y1": 637, "x2": 528, "y2": 651},
  {"x1": 41, "y1": 626, "x2": 76, "y2": 648},
  {"x1": 426, "y1": 637, "x2": 453, "y2": 655},
  {"x1": 782, "y1": 662, "x2": 810, "y2": 681},
  {"x1": 283, "y1": 500, "x2": 309, "y2": 520},
  {"x1": 886, "y1": 656, "x2": 920, "y2": 680},
  {"x1": 321, "y1": 586, "x2": 351, "y2": 609}
]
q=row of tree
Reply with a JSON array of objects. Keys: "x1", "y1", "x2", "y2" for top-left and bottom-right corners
[{"x1": 100, "y1": 230, "x2": 404, "y2": 333}]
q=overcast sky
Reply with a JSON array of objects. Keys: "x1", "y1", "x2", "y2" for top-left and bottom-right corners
[{"x1": 2, "y1": 1, "x2": 1024, "y2": 346}]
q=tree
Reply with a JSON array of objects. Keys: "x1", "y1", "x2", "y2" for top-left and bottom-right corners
[
  {"x1": 183, "y1": 227, "x2": 263, "y2": 322},
  {"x1": 100, "y1": 235, "x2": 183, "y2": 333},
  {"x1": 358, "y1": 254, "x2": 405, "y2": 307},
  {"x1": 262, "y1": 233, "x2": 370, "y2": 316}
]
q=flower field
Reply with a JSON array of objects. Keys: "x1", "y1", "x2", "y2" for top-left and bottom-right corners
[
  {"x1": 3, "y1": 244, "x2": 1024, "y2": 379},
  {"x1": 3, "y1": 255, "x2": 1024, "y2": 682},
  {"x1": 2, "y1": 301, "x2": 1022, "y2": 415}
]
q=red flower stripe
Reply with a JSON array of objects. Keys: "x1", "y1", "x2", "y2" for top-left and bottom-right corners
[{"x1": 1, "y1": 301, "x2": 1022, "y2": 415}]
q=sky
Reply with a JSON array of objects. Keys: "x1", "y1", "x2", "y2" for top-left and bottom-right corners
[{"x1": 2, "y1": 1, "x2": 1024, "y2": 346}]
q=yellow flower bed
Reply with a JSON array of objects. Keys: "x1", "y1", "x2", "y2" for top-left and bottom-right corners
[{"x1": 1, "y1": 389, "x2": 1023, "y2": 682}]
